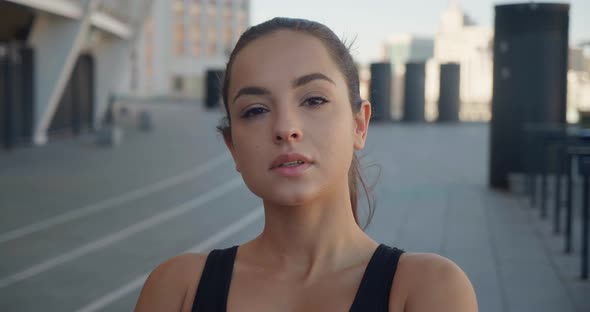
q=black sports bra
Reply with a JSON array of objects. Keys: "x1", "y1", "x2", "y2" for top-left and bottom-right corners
[{"x1": 192, "y1": 244, "x2": 405, "y2": 311}]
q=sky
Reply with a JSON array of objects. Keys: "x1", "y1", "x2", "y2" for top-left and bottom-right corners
[{"x1": 251, "y1": 0, "x2": 590, "y2": 64}]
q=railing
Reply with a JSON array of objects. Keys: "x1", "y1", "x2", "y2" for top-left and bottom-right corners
[{"x1": 520, "y1": 122, "x2": 590, "y2": 280}]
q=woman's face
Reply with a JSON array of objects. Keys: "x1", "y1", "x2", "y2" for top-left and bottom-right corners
[{"x1": 226, "y1": 30, "x2": 370, "y2": 206}]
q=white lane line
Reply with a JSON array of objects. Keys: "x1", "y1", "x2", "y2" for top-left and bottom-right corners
[
  {"x1": 74, "y1": 206, "x2": 264, "y2": 312},
  {"x1": 0, "y1": 153, "x2": 230, "y2": 244},
  {"x1": 0, "y1": 177, "x2": 243, "y2": 289}
]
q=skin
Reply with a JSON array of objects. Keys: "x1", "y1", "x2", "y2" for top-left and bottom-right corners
[{"x1": 135, "y1": 30, "x2": 478, "y2": 312}]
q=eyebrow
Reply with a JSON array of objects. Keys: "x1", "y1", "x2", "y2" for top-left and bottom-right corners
[
  {"x1": 232, "y1": 86, "x2": 271, "y2": 104},
  {"x1": 232, "y1": 72, "x2": 335, "y2": 104},
  {"x1": 292, "y1": 72, "x2": 335, "y2": 88}
]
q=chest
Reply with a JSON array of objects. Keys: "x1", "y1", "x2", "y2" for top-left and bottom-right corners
[
  {"x1": 226, "y1": 269, "x2": 363, "y2": 312},
  {"x1": 186, "y1": 246, "x2": 407, "y2": 312}
]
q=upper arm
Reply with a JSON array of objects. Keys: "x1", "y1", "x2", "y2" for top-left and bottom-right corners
[
  {"x1": 134, "y1": 253, "x2": 207, "y2": 312},
  {"x1": 404, "y1": 254, "x2": 478, "y2": 312}
]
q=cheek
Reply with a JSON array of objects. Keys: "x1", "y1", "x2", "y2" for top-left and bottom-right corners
[
  {"x1": 232, "y1": 129, "x2": 266, "y2": 168},
  {"x1": 320, "y1": 109, "x2": 355, "y2": 143},
  {"x1": 234, "y1": 136, "x2": 261, "y2": 159},
  {"x1": 311, "y1": 113, "x2": 355, "y2": 166}
]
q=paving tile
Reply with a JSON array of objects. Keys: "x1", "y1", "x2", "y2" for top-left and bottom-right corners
[{"x1": 2, "y1": 113, "x2": 588, "y2": 311}]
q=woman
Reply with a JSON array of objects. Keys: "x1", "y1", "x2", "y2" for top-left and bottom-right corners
[{"x1": 135, "y1": 17, "x2": 478, "y2": 312}]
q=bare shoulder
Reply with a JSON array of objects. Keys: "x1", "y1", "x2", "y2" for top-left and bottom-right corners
[
  {"x1": 391, "y1": 252, "x2": 478, "y2": 312},
  {"x1": 134, "y1": 253, "x2": 208, "y2": 312}
]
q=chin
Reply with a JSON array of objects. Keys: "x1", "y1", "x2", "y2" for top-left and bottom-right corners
[{"x1": 250, "y1": 181, "x2": 319, "y2": 207}]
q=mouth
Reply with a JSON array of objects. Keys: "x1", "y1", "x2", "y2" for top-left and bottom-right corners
[
  {"x1": 270, "y1": 153, "x2": 312, "y2": 170},
  {"x1": 271, "y1": 160, "x2": 311, "y2": 177},
  {"x1": 277, "y1": 160, "x2": 305, "y2": 168}
]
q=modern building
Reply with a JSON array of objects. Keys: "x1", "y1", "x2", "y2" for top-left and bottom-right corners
[
  {"x1": 381, "y1": 34, "x2": 434, "y2": 119},
  {"x1": 0, "y1": 0, "x2": 152, "y2": 148},
  {"x1": 568, "y1": 43, "x2": 590, "y2": 121},
  {"x1": 432, "y1": 0, "x2": 494, "y2": 122},
  {"x1": 380, "y1": 0, "x2": 493, "y2": 122},
  {"x1": 382, "y1": 34, "x2": 434, "y2": 74},
  {"x1": 129, "y1": 0, "x2": 250, "y2": 100},
  {"x1": 425, "y1": 0, "x2": 586, "y2": 123}
]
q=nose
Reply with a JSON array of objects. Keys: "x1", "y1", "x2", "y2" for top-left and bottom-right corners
[
  {"x1": 274, "y1": 128, "x2": 302, "y2": 144},
  {"x1": 272, "y1": 110, "x2": 303, "y2": 144}
]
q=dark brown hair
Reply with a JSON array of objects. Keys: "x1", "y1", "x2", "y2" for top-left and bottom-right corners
[{"x1": 216, "y1": 17, "x2": 375, "y2": 228}]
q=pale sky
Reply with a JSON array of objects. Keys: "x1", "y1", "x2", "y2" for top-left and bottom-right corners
[{"x1": 251, "y1": 0, "x2": 590, "y2": 64}]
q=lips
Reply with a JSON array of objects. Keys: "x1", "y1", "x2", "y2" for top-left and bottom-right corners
[{"x1": 270, "y1": 153, "x2": 312, "y2": 170}]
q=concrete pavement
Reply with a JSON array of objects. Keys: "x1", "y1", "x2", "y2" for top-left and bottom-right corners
[{"x1": 0, "y1": 102, "x2": 588, "y2": 311}]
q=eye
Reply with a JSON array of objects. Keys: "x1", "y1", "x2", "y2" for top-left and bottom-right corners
[
  {"x1": 303, "y1": 96, "x2": 328, "y2": 107},
  {"x1": 241, "y1": 106, "x2": 268, "y2": 118}
]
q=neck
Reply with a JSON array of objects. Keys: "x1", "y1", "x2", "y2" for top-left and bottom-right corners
[{"x1": 248, "y1": 185, "x2": 377, "y2": 281}]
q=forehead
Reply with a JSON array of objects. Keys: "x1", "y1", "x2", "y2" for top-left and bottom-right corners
[{"x1": 230, "y1": 30, "x2": 345, "y2": 91}]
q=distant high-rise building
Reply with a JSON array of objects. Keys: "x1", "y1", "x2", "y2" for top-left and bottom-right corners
[
  {"x1": 568, "y1": 45, "x2": 590, "y2": 118},
  {"x1": 433, "y1": 0, "x2": 494, "y2": 122},
  {"x1": 382, "y1": 34, "x2": 434, "y2": 74},
  {"x1": 380, "y1": 0, "x2": 493, "y2": 122},
  {"x1": 569, "y1": 47, "x2": 586, "y2": 72},
  {"x1": 130, "y1": 0, "x2": 250, "y2": 100},
  {"x1": 381, "y1": 34, "x2": 434, "y2": 119},
  {"x1": 376, "y1": 0, "x2": 587, "y2": 124}
]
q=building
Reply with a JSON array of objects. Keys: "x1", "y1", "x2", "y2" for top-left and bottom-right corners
[
  {"x1": 428, "y1": 1, "x2": 586, "y2": 123},
  {"x1": 432, "y1": 0, "x2": 493, "y2": 121},
  {"x1": 381, "y1": 34, "x2": 434, "y2": 119},
  {"x1": 382, "y1": 34, "x2": 434, "y2": 74},
  {"x1": 0, "y1": 0, "x2": 152, "y2": 148},
  {"x1": 130, "y1": 0, "x2": 250, "y2": 100},
  {"x1": 567, "y1": 43, "x2": 590, "y2": 122},
  {"x1": 379, "y1": 0, "x2": 493, "y2": 122}
]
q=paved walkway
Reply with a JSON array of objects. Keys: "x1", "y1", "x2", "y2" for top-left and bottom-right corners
[{"x1": 0, "y1": 102, "x2": 588, "y2": 311}]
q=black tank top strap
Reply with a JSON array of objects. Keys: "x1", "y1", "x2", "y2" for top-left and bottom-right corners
[
  {"x1": 191, "y1": 245, "x2": 238, "y2": 312},
  {"x1": 349, "y1": 244, "x2": 405, "y2": 312}
]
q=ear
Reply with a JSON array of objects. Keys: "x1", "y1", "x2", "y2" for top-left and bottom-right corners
[
  {"x1": 353, "y1": 101, "x2": 371, "y2": 150},
  {"x1": 223, "y1": 134, "x2": 241, "y2": 172}
]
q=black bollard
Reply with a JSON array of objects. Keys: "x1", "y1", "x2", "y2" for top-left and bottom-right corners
[
  {"x1": 489, "y1": 3, "x2": 569, "y2": 189},
  {"x1": 369, "y1": 62, "x2": 392, "y2": 121},
  {"x1": 0, "y1": 43, "x2": 34, "y2": 150},
  {"x1": 205, "y1": 69, "x2": 224, "y2": 110},
  {"x1": 403, "y1": 62, "x2": 426, "y2": 123},
  {"x1": 438, "y1": 63, "x2": 460, "y2": 123}
]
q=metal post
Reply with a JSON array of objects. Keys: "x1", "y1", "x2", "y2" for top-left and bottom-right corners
[
  {"x1": 582, "y1": 174, "x2": 588, "y2": 279},
  {"x1": 532, "y1": 174, "x2": 538, "y2": 208},
  {"x1": 554, "y1": 144, "x2": 563, "y2": 234},
  {"x1": 565, "y1": 153, "x2": 573, "y2": 253},
  {"x1": 541, "y1": 154, "x2": 548, "y2": 218}
]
